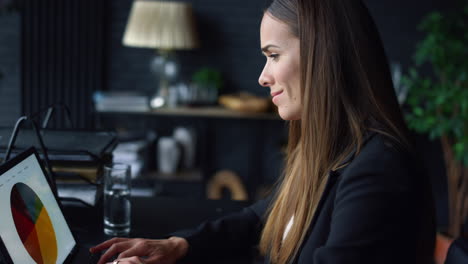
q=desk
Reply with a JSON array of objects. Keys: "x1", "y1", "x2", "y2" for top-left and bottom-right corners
[{"x1": 62, "y1": 196, "x2": 257, "y2": 263}]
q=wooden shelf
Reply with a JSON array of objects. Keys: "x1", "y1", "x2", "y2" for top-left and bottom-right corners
[
  {"x1": 97, "y1": 106, "x2": 280, "y2": 120},
  {"x1": 142, "y1": 169, "x2": 203, "y2": 182}
]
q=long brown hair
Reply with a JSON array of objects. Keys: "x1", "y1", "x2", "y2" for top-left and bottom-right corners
[{"x1": 259, "y1": 0, "x2": 411, "y2": 263}]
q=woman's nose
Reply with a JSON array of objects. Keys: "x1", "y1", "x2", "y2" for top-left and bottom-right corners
[{"x1": 258, "y1": 68, "x2": 273, "y2": 87}]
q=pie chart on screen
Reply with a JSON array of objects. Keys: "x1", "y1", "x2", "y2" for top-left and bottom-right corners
[{"x1": 10, "y1": 182, "x2": 58, "y2": 264}]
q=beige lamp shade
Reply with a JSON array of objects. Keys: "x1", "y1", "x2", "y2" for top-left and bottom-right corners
[{"x1": 123, "y1": 0, "x2": 199, "y2": 50}]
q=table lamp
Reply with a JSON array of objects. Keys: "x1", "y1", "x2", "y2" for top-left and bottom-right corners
[{"x1": 123, "y1": 0, "x2": 199, "y2": 108}]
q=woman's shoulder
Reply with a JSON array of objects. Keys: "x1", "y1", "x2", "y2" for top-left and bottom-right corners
[
  {"x1": 354, "y1": 132, "x2": 413, "y2": 168},
  {"x1": 337, "y1": 132, "x2": 418, "y2": 190}
]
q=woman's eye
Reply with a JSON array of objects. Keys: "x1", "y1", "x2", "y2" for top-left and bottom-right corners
[{"x1": 268, "y1": 54, "x2": 279, "y2": 61}]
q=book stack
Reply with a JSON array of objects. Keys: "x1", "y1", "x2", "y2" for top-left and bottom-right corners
[
  {"x1": 112, "y1": 140, "x2": 150, "y2": 179},
  {"x1": 93, "y1": 91, "x2": 150, "y2": 112}
]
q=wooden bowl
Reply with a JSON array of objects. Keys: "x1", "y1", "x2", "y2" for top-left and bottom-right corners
[{"x1": 218, "y1": 92, "x2": 271, "y2": 113}]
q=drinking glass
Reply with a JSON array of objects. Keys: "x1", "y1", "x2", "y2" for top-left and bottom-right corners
[{"x1": 103, "y1": 163, "x2": 131, "y2": 236}]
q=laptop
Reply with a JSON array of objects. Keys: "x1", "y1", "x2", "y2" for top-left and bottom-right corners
[{"x1": 0, "y1": 147, "x2": 101, "y2": 264}]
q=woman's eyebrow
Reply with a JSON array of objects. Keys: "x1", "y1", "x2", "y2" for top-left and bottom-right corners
[{"x1": 261, "y1": 44, "x2": 280, "y2": 53}]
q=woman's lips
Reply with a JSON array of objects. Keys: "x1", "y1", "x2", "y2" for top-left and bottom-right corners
[
  {"x1": 271, "y1": 90, "x2": 283, "y2": 97},
  {"x1": 271, "y1": 90, "x2": 283, "y2": 104}
]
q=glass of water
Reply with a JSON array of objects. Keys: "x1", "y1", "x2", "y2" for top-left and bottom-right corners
[{"x1": 103, "y1": 163, "x2": 131, "y2": 236}]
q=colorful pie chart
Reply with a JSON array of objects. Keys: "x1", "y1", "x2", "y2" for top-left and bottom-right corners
[{"x1": 10, "y1": 182, "x2": 58, "y2": 264}]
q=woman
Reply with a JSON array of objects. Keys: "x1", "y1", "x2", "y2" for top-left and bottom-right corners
[{"x1": 92, "y1": 0, "x2": 435, "y2": 263}]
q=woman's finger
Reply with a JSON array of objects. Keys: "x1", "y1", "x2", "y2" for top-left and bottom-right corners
[
  {"x1": 108, "y1": 256, "x2": 147, "y2": 264},
  {"x1": 91, "y1": 237, "x2": 130, "y2": 253},
  {"x1": 117, "y1": 239, "x2": 152, "y2": 259},
  {"x1": 97, "y1": 240, "x2": 133, "y2": 264}
]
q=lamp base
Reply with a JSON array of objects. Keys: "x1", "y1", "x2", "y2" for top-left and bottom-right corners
[{"x1": 150, "y1": 50, "x2": 179, "y2": 108}]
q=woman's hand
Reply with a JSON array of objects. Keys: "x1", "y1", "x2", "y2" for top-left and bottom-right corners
[{"x1": 90, "y1": 236, "x2": 189, "y2": 264}]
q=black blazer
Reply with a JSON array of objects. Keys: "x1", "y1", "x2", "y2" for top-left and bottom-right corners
[{"x1": 173, "y1": 133, "x2": 436, "y2": 263}]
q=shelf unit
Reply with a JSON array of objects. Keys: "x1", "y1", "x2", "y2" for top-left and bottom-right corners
[
  {"x1": 96, "y1": 106, "x2": 280, "y2": 120},
  {"x1": 142, "y1": 169, "x2": 203, "y2": 182},
  {"x1": 95, "y1": 106, "x2": 284, "y2": 200}
]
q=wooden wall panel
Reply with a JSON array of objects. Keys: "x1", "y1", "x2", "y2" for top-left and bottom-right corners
[{"x1": 21, "y1": 0, "x2": 107, "y2": 129}]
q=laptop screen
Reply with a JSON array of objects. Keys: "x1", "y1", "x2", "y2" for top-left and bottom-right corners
[{"x1": 0, "y1": 148, "x2": 76, "y2": 264}]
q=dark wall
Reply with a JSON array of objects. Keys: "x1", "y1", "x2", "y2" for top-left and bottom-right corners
[
  {"x1": 365, "y1": 0, "x2": 455, "y2": 69},
  {"x1": 108, "y1": 0, "x2": 270, "y2": 96},
  {"x1": 0, "y1": 11, "x2": 21, "y2": 126},
  {"x1": 21, "y1": 0, "x2": 107, "y2": 129}
]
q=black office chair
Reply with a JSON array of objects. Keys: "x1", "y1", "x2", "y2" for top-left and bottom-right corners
[{"x1": 445, "y1": 237, "x2": 468, "y2": 264}]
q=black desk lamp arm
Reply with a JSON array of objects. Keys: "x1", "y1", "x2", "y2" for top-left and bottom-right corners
[
  {"x1": 41, "y1": 103, "x2": 73, "y2": 129},
  {"x1": 4, "y1": 116, "x2": 57, "y2": 195}
]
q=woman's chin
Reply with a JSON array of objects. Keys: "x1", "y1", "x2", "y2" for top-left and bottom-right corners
[{"x1": 278, "y1": 108, "x2": 301, "y2": 121}]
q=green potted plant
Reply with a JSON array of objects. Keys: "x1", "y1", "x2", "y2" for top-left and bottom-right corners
[
  {"x1": 190, "y1": 67, "x2": 223, "y2": 105},
  {"x1": 402, "y1": 3, "x2": 468, "y2": 262}
]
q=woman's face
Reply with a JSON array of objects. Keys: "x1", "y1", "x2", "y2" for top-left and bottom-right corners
[{"x1": 259, "y1": 13, "x2": 301, "y2": 120}]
